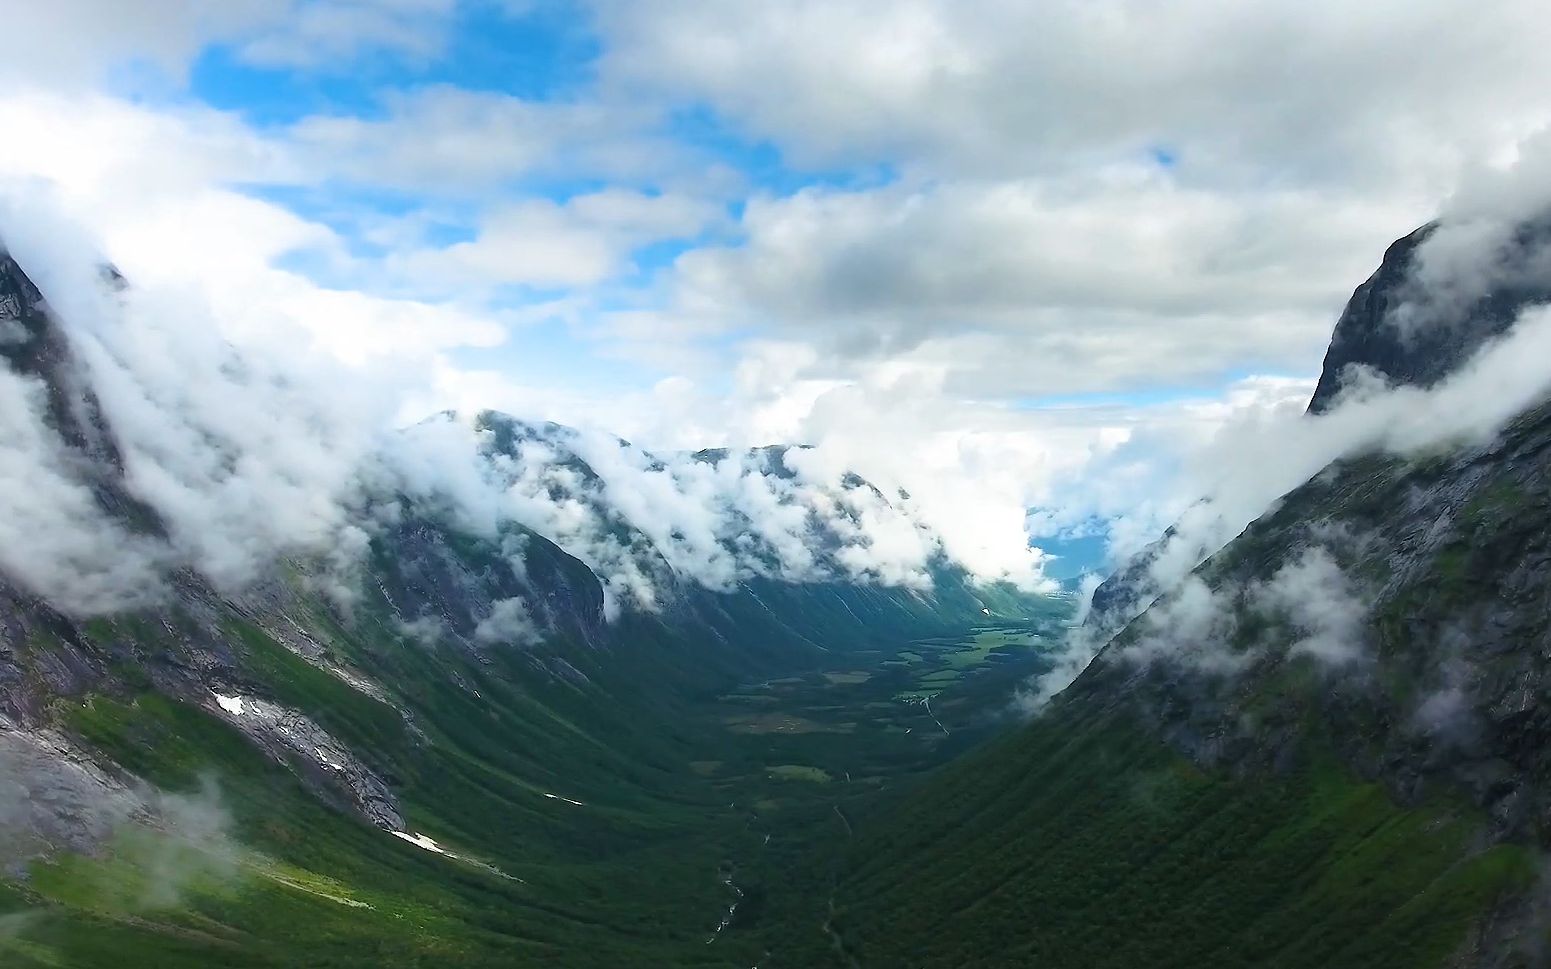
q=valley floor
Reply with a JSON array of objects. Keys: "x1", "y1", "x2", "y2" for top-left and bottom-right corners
[{"x1": 0, "y1": 610, "x2": 1069, "y2": 967}]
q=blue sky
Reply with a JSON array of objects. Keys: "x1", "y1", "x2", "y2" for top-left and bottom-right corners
[{"x1": 169, "y1": 1, "x2": 939, "y2": 413}]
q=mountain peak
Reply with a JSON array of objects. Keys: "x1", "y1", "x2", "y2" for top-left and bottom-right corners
[{"x1": 1308, "y1": 214, "x2": 1551, "y2": 413}]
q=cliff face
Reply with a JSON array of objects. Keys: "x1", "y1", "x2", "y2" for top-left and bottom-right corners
[
  {"x1": 1088, "y1": 214, "x2": 1551, "y2": 643},
  {"x1": 1308, "y1": 217, "x2": 1551, "y2": 413},
  {"x1": 1071, "y1": 399, "x2": 1551, "y2": 836},
  {"x1": 0, "y1": 242, "x2": 1037, "y2": 836}
]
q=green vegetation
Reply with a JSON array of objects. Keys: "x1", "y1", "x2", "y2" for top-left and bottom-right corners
[
  {"x1": 807, "y1": 714, "x2": 1534, "y2": 969},
  {"x1": 767, "y1": 765, "x2": 833, "y2": 783},
  {"x1": 4, "y1": 557, "x2": 1067, "y2": 969},
  {"x1": 7, "y1": 545, "x2": 1533, "y2": 969}
]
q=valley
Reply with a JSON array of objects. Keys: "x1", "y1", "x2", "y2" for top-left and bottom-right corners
[
  {"x1": 0, "y1": 591, "x2": 1073, "y2": 968},
  {"x1": 7, "y1": 27, "x2": 1551, "y2": 964}
]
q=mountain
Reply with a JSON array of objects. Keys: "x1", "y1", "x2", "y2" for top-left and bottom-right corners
[
  {"x1": 1084, "y1": 210, "x2": 1551, "y2": 651},
  {"x1": 0, "y1": 245, "x2": 1057, "y2": 966},
  {"x1": 12, "y1": 204, "x2": 1548, "y2": 967},
  {"x1": 1309, "y1": 217, "x2": 1551, "y2": 414},
  {"x1": 802, "y1": 216, "x2": 1551, "y2": 968}
]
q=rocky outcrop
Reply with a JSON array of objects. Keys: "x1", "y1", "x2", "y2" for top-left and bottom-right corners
[
  {"x1": 1087, "y1": 213, "x2": 1551, "y2": 667},
  {"x1": 0, "y1": 719, "x2": 145, "y2": 872},
  {"x1": 204, "y1": 693, "x2": 402, "y2": 830},
  {"x1": 1308, "y1": 216, "x2": 1551, "y2": 413}
]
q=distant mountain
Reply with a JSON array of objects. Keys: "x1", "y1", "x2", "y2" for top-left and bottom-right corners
[
  {"x1": 813, "y1": 214, "x2": 1551, "y2": 968},
  {"x1": 0, "y1": 245, "x2": 1050, "y2": 966}
]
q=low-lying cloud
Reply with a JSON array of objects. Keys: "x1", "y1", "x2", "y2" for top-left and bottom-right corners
[
  {"x1": 1023, "y1": 151, "x2": 1551, "y2": 706},
  {"x1": 0, "y1": 193, "x2": 1053, "y2": 622}
]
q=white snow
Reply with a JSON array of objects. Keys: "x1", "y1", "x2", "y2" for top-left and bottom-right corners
[
  {"x1": 214, "y1": 693, "x2": 245, "y2": 716},
  {"x1": 391, "y1": 831, "x2": 446, "y2": 855},
  {"x1": 316, "y1": 747, "x2": 344, "y2": 770}
]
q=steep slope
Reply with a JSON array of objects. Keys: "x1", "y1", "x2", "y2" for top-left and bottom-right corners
[
  {"x1": 806, "y1": 217, "x2": 1551, "y2": 968},
  {"x1": 1085, "y1": 212, "x2": 1551, "y2": 638}
]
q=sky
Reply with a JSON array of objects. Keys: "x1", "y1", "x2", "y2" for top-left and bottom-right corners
[{"x1": 5, "y1": 0, "x2": 1551, "y2": 578}]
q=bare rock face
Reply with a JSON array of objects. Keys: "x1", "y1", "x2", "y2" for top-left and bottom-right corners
[
  {"x1": 1308, "y1": 216, "x2": 1551, "y2": 414},
  {"x1": 1088, "y1": 213, "x2": 1551, "y2": 666},
  {"x1": 204, "y1": 693, "x2": 403, "y2": 831},
  {"x1": 0, "y1": 719, "x2": 144, "y2": 873},
  {"x1": 1071, "y1": 397, "x2": 1551, "y2": 842}
]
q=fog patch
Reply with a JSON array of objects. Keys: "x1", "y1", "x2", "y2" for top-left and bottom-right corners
[
  {"x1": 473, "y1": 596, "x2": 541, "y2": 646},
  {"x1": 1252, "y1": 546, "x2": 1366, "y2": 665},
  {"x1": 0, "y1": 723, "x2": 242, "y2": 911},
  {"x1": 1023, "y1": 544, "x2": 1369, "y2": 713}
]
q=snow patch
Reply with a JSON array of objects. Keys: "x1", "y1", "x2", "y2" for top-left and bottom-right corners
[
  {"x1": 391, "y1": 831, "x2": 446, "y2": 855},
  {"x1": 213, "y1": 693, "x2": 245, "y2": 716}
]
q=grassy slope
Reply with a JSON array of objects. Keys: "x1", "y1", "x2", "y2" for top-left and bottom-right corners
[{"x1": 820, "y1": 711, "x2": 1532, "y2": 969}]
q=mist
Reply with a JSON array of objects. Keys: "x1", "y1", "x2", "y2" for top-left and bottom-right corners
[{"x1": 1022, "y1": 153, "x2": 1551, "y2": 707}]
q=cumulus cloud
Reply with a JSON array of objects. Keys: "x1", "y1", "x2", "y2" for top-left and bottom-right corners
[
  {"x1": 666, "y1": 173, "x2": 1410, "y2": 388},
  {"x1": 288, "y1": 86, "x2": 698, "y2": 195},
  {"x1": 0, "y1": 1, "x2": 474, "y2": 91},
  {"x1": 592, "y1": 0, "x2": 1551, "y2": 187},
  {"x1": 387, "y1": 189, "x2": 722, "y2": 291},
  {"x1": 10, "y1": 0, "x2": 1551, "y2": 662}
]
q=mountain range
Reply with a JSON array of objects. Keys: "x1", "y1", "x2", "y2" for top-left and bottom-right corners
[{"x1": 3, "y1": 201, "x2": 1551, "y2": 968}]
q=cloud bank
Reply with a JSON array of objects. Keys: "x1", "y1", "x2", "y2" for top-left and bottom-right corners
[{"x1": 0, "y1": 195, "x2": 1051, "y2": 620}]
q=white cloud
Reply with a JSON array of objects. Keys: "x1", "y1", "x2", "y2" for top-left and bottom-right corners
[
  {"x1": 7, "y1": 0, "x2": 1551, "y2": 651},
  {"x1": 389, "y1": 189, "x2": 721, "y2": 290},
  {"x1": 0, "y1": 2, "x2": 274, "y2": 90},
  {"x1": 288, "y1": 86, "x2": 697, "y2": 194},
  {"x1": 662, "y1": 172, "x2": 1412, "y2": 389},
  {"x1": 1252, "y1": 547, "x2": 1366, "y2": 665},
  {"x1": 474, "y1": 596, "x2": 542, "y2": 645},
  {"x1": 0, "y1": 1, "x2": 476, "y2": 92},
  {"x1": 237, "y1": 0, "x2": 458, "y2": 69},
  {"x1": 592, "y1": 0, "x2": 1551, "y2": 188}
]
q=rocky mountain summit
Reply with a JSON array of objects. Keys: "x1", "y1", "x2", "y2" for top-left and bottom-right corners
[{"x1": 1309, "y1": 217, "x2": 1551, "y2": 413}]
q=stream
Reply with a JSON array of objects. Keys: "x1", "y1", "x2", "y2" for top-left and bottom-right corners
[{"x1": 706, "y1": 867, "x2": 744, "y2": 944}]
